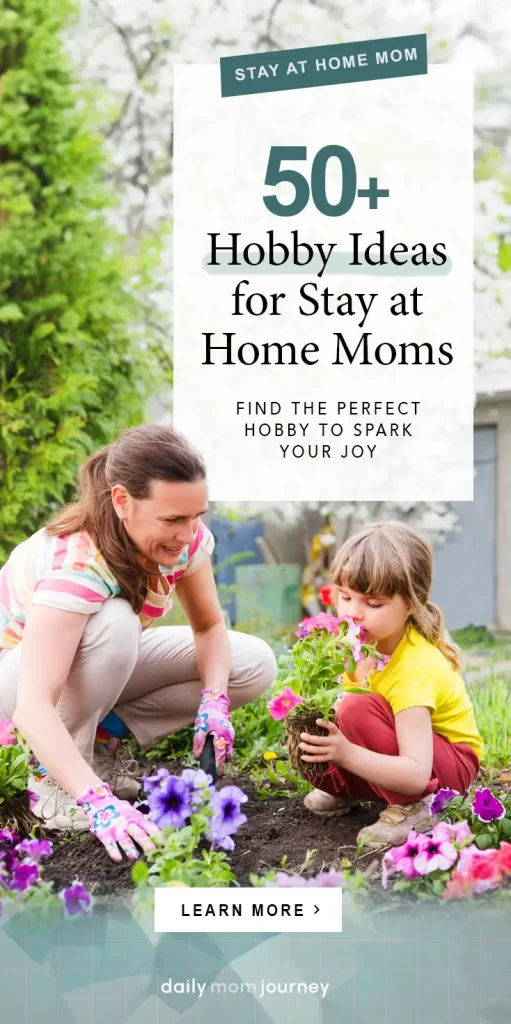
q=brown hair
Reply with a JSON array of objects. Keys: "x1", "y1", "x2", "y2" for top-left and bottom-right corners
[
  {"x1": 330, "y1": 521, "x2": 461, "y2": 670},
  {"x1": 46, "y1": 424, "x2": 206, "y2": 613}
]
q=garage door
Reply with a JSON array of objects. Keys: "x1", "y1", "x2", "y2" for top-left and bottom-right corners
[{"x1": 430, "y1": 426, "x2": 497, "y2": 630}]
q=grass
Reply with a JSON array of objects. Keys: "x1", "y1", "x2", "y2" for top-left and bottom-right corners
[
  {"x1": 453, "y1": 624, "x2": 511, "y2": 659},
  {"x1": 471, "y1": 671, "x2": 511, "y2": 768}
]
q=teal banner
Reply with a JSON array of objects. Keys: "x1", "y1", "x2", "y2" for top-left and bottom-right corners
[
  {"x1": 1, "y1": 900, "x2": 510, "y2": 1022},
  {"x1": 220, "y1": 35, "x2": 428, "y2": 97}
]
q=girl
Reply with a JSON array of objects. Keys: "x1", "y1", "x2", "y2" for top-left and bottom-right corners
[
  {"x1": 0, "y1": 424, "x2": 276, "y2": 862},
  {"x1": 300, "y1": 522, "x2": 482, "y2": 849}
]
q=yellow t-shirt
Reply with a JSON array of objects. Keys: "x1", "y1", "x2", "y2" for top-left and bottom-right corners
[{"x1": 357, "y1": 627, "x2": 483, "y2": 760}]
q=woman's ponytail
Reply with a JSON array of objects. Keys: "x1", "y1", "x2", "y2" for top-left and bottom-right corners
[{"x1": 44, "y1": 424, "x2": 206, "y2": 614}]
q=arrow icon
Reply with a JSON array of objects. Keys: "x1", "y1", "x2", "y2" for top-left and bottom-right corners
[{"x1": 314, "y1": 905, "x2": 319, "y2": 914}]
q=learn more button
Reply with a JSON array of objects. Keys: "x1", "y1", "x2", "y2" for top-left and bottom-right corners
[{"x1": 154, "y1": 888, "x2": 342, "y2": 933}]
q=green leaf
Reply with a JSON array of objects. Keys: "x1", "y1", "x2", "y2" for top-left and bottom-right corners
[
  {"x1": 475, "y1": 833, "x2": 495, "y2": 850},
  {"x1": 0, "y1": 302, "x2": 24, "y2": 322},
  {"x1": 498, "y1": 242, "x2": 511, "y2": 272},
  {"x1": 131, "y1": 860, "x2": 149, "y2": 884}
]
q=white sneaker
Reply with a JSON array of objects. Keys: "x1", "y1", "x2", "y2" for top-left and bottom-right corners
[
  {"x1": 29, "y1": 776, "x2": 90, "y2": 831},
  {"x1": 91, "y1": 743, "x2": 141, "y2": 801},
  {"x1": 303, "y1": 788, "x2": 361, "y2": 817}
]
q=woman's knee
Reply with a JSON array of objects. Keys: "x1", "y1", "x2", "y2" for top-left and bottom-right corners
[{"x1": 79, "y1": 598, "x2": 140, "y2": 676}]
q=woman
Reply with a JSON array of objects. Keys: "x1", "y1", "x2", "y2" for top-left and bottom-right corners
[{"x1": 0, "y1": 424, "x2": 277, "y2": 862}]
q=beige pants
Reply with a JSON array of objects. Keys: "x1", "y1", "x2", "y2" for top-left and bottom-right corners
[{"x1": 0, "y1": 598, "x2": 277, "y2": 765}]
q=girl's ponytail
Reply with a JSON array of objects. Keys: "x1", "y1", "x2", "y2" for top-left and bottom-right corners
[{"x1": 410, "y1": 599, "x2": 461, "y2": 671}]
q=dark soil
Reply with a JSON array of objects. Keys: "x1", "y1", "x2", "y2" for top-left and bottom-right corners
[
  {"x1": 39, "y1": 765, "x2": 383, "y2": 898},
  {"x1": 226, "y1": 776, "x2": 381, "y2": 884}
]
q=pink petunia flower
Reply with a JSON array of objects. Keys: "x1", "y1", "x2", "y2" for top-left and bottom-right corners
[
  {"x1": 443, "y1": 846, "x2": 502, "y2": 899},
  {"x1": 381, "y1": 849, "x2": 398, "y2": 889},
  {"x1": 295, "y1": 613, "x2": 341, "y2": 638},
  {"x1": 350, "y1": 640, "x2": 365, "y2": 664},
  {"x1": 433, "y1": 820, "x2": 473, "y2": 845},
  {"x1": 307, "y1": 868, "x2": 345, "y2": 887},
  {"x1": 382, "y1": 831, "x2": 429, "y2": 886},
  {"x1": 458, "y1": 847, "x2": 502, "y2": 894},
  {"x1": 0, "y1": 719, "x2": 16, "y2": 746},
  {"x1": 372, "y1": 653, "x2": 390, "y2": 672},
  {"x1": 342, "y1": 616, "x2": 365, "y2": 643},
  {"x1": 443, "y1": 870, "x2": 478, "y2": 901},
  {"x1": 495, "y1": 842, "x2": 511, "y2": 877},
  {"x1": 414, "y1": 834, "x2": 458, "y2": 875},
  {"x1": 267, "y1": 687, "x2": 304, "y2": 721}
]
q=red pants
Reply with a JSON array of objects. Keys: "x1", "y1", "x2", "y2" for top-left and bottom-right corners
[{"x1": 315, "y1": 693, "x2": 480, "y2": 805}]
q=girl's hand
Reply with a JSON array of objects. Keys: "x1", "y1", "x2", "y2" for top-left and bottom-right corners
[
  {"x1": 299, "y1": 719, "x2": 352, "y2": 765},
  {"x1": 76, "y1": 783, "x2": 163, "y2": 862},
  {"x1": 192, "y1": 688, "x2": 235, "y2": 776}
]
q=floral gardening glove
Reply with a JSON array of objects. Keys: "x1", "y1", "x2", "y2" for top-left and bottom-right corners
[
  {"x1": 192, "y1": 688, "x2": 235, "y2": 775},
  {"x1": 76, "y1": 783, "x2": 163, "y2": 863}
]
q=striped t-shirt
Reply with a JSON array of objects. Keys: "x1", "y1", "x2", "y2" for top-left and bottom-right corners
[{"x1": 0, "y1": 521, "x2": 215, "y2": 649}]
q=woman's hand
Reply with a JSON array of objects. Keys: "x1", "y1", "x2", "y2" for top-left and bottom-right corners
[
  {"x1": 299, "y1": 719, "x2": 352, "y2": 765},
  {"x1": 192, "y1": 688, "x2": 235, "y2": 775},
  {"x1": 76, "y1": 783, "x2": 163, "y2": 862}
]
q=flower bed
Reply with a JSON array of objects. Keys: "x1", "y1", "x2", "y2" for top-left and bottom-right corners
[
  {"x1": 2, "y1": 661, "x2": 511, "y2": 912},
  {"x1": 0, "y1": 719, "x2": 94, "y2": 920}
]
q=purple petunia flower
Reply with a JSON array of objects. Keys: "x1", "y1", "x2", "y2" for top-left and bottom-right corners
[
  {"x1": 430, "y1": 789, "x2": 459, "y2": 816},
  {"x1": 268, "y1": 872, "x2": 309, "y2": 887},
  {"x1": 471, "y1": 788, "x2": 506, "y2": 823},
  {"x1": 141, "y1": 768, "x2": 170, "y2": 794},
  {"x1": 0, "y1": 849, "x2": 19, "y2": 875},
  {"x1": 212, "y1": 833, "x2": 235, "y2": 852},
  {"x1": 17, "y1": 839, "x2": 53, "y2": 863},
  {"x1": 147, "y1": 775, "x2": 192, "y2": 829},
  {"x1": 210, "y1": 786, "x2": 248, "y2": 838},
  {"x1": 59, "y1": 882, "x2": 93, "y2": 918},
  {"x1": 307, "y1": 868, "x2": 346, "y2": 888},
  {"x1": 27, "y1": 790, "x2": 39, "y2": 811},
  {"x1": 0, "y1": 829, "x2": 18, "y2": 848},
  {"x1": 10, "y1": 862, "x2": 39, "y2": 892},
  {"x1": 181, "y1": 768, "x2": 214, "y2": 808}
]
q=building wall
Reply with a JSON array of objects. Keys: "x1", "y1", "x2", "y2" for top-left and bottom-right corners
[
  {"x1": 251, "y1": 400, "x2": 511, "y2": 631},
  {"x1": 430, "y1": 426, "x2": 497, "y2": 631},
  {"x1": 476, "y1": 394, "x2": 511, "y2": 630}
]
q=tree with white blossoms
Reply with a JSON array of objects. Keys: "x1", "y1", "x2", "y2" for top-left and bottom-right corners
[
  {"x1": 72, "y1": 0, "x2": 511, "y2": 368},
  {"x1": 69, "y1": 0, "x2": 511, "y2": 543}
]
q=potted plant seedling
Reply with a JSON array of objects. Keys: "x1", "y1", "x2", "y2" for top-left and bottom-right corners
[{"x1": 266, "y1": 613, "x2": 388, "y2": 786}]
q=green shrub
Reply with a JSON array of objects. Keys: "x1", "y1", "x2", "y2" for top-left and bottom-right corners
[{"x1": 0, "y1": 0, "x2": 169, "y2": 558}]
